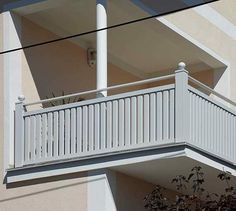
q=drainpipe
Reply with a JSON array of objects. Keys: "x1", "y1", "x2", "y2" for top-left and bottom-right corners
[{"x1": 96, "y1": 0, "x2": 107, "y2": 97}]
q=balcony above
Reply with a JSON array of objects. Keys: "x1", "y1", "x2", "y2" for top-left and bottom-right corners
[{"x1": 8, "y1": 63, "x2": 236, "y2": 183}]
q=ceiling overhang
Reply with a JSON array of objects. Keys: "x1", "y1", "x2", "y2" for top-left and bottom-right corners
[{"x1": 11, "y1": 0, "x2": 227, "y2": 79}]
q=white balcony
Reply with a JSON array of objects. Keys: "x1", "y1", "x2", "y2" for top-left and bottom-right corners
[
  {"x1": 4, "y1": 1, "x2": 235, "y2": 184},
  {"x1": 11, "y1": 63, "x2": 235, "y2": 178}
]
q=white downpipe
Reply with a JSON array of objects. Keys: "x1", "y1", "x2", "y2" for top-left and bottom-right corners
[{"x1": 96, "y1": 0, "x2": 107, "y2": 97}]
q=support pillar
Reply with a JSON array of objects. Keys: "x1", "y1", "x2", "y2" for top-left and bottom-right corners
[
  {"x1": 3, "y1": 12, "x2": 22, "y2": 169},
  {"x1": 87, "y1": 169, "x2": 117, "y2": 211},
  {"x1": 96, "y1": 0, "x2": 107, "y2": 97}
]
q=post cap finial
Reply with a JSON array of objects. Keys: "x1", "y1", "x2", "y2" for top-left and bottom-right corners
[
  {"x1": 18, "y1": 95, "x2": 25, "y2": 102},
  {"x1": 178, "y1": 62, "x2": 186, "y2": 70}
]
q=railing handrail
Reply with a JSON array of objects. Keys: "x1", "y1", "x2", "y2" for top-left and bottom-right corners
[
  {"x1": 24, "y1": 74, "x2": 175, "y2": 107},
  {"x1": 188, "y1": 76, "x2": 236, "y2": 108}
]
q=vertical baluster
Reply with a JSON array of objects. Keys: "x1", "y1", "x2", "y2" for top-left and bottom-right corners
[
  {"x1": 209, "y1": 103, "x2": 213, "y2": 152},
  {"x1": 214, "y1": 105, "x2": 218, "y2": 153},
  {"x1": 169, "y1": 89, "x2": 175, "y2": 141},
  {"x1": 223, "y1": 110, "x2": 227, "y2": 156},
  {"x1": 125, "y1": 98, "x2": 131, "y2": 146},
  {"x1": 197, "y1": 95, "x2": 201, "y2": 145},
  {"x1": 89, "y1": 105, "x2": 94, "y2": 152},
  {"x1": 163, "y1": 91, "x2": 169, "y2": 140},
  {"x1": 219, "y1": 109, "x2": 223, "y2": 155},
  {"x1": 194, "y1": 94, "x2": 197, "y2": 143},
  {"x1": 82, "y1": 106, "x2": 88, "y2": 152},
  {"x1": 94, "y1": 104, "x2": 100, "y2": 151},
  {"x1": 229, "y1": 114, "x2": 233, "y2": 160},
  {"x1": 137, "y1": 95, "x2": 143, "y2": 144},
  {"x1": 156, "y1": 92, "x2": 162, "y2": 141},
  {"x1": 24, "y1": 117, "x2": 30, "y2": 162},
  {"x1": 59, "y1": 110, "x2": 65, "y2": 156},
  {"x1": 143, "y1": 94, "x2": 150, "y2": 144},
  {"x1": 119, "y1": 99, "x2": 125, "y2": 147},
  {"x1": 48, "y1": 112, "x2": 53, "y2": 157},
  {"x1": 150, "y1": 93, "x2": 156, "y2": 143},
  {"x1": 112, "y1": 100, "x2": 118, "y2": 148},
  {"x1": 42, "y1": 113, "x2": 48, "y2": 159},
  {"x1": 216, "y1": 107, "x2": 220, "y2": 155},
  {"x1": 71, "y1": 108, "x2": 76, "y2": 155},
  {"x1": 232, "y1": 115, "x2": 235, "y2": 161},
  {"x1": 36, "y1": 114, "x2": 42, "y2": 159},
  {"x1": 101, "y1": 103, "x2": 106, "y2": 149},
  {"x1": 190, "y1": 93, "x2": 194, "y2": 143},
  {"x1": 77, "y1": 107, "x2": 82, "y2": 154},
  {"x1": 226, "y1": 113, "x2": 230, "y2": 158},
  {"x1": 53, "y1": 112, "x2": 59, "y2": 157},
  {"x1": 131, "y1": 97, "x2": 137, "y2": 145},
  {"x1": 65, "y1": 109, "x2": 71, "y2": 155},
  {"x1": 202, "y1": 99, "x2": 206, "y2": 148},
  {"x1": 106, "y1": 102, "x2": 112, "y2": 149},
  {"x1": 30, "y1": 116, "x2": 36, "y2": 161}
]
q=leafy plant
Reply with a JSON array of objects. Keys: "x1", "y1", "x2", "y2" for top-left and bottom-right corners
[
  {"x1": 144, "y1": 166, "x2": 236, "y2": 211},
  {"x1": 46, "y1": 91, "x2": 84, "y2": 107}
]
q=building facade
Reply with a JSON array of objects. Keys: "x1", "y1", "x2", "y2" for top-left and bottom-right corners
[{"x1": 0, "y1": 0, "x2": 235, "y2": 210}]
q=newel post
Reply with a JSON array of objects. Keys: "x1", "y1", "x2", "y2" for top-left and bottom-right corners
[
  {"x1": 15, "y1": 95, "x2": 25, "y2": 168},
  {"x1": 175, "y1": 62, "x2": 190, "y2": 142}
]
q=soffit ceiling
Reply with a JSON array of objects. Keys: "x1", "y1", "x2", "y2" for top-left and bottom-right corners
[
  {"x1": 14, "y1": 0, "x2": 226, "y2": 78},
  {"x1": 112, "y1": 156, "x2": 236, "y2": 195}
]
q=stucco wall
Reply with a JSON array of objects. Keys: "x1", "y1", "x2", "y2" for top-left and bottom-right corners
[
  {"x1": 115, "y1": 171, "x2": 177, "y2": 211},
  {"x1": 163, "y1": 0, "x2": 236, "y2": 101},
  {"x1": 0, "y1": 12, "x2": 88, "y2": 211},
  {"x1": 20, "y1": 16, "x2": 145, "y2": 107},
  {"x1": 116, "y1": 172, "x2": 154, "y2": 211},
  {"x1": 0, "y1": 173, "x2": 88, "y2": 211}
]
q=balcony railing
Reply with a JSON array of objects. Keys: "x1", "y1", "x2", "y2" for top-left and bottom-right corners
[{"x1": 14, "y1": 63, "x2": 236, "y2": 168}]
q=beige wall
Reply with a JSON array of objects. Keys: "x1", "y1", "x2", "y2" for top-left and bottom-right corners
[
  {"x1": 115, "y1": 171, "x2": 177, "y2": 211},
  {"x1": 116, "y1": 172, "x2": 154, "y2": 211},
  {"x1": 0, "y1": 173, "x2": 87, "y2": 211},
  {"x1": 163, "y1": 0, "x2": 236, "y2": 101},
  {"x1": 0, "y1": 12, "x2": 89, "y2": 211},
  {"x1": 20, "y1": 16, "x2": 145, "y2": 108}
]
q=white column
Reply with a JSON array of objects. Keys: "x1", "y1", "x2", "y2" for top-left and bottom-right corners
[
  {"x1": 3, "y1": 12, "x2": 22, "y2": 170},
  {"x1": 96, "y1": 0, "x2": 107, "y2": 97},
  {"x1": 87, "y1": 169, "x2": 117, "y2": 211}
]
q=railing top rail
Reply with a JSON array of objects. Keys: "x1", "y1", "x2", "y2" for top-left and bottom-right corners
[
  {"x1": 23, "y1": 74, "x2": 175, "y2": 107},
  {"x1": 188, "y1": 76, "x2": 236, "y2": 108}
]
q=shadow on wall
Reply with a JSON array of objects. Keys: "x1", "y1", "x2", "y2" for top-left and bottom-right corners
[
  {"x1": 10, "y1": 12, "x2": 145, "y2": 104},
  {"x1": 10, "y1": 8, "x2": 226, "y2": 103},
  {"x1": 4, "y1": 170, "x2": 118, "y2": 211},
  {"x1": 13, "y1": 11, "x2": 97, "y2": 101}
]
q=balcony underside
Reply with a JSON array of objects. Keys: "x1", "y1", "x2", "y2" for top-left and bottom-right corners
[{"x1": 7, "y1": 143, "x2": 236, "y2": 193}]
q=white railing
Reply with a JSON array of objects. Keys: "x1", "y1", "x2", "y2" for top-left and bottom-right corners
[
  {"x1": 14, "y1": 62, "x2": 236, "y2": 168},
  {"x1": 189, "y1": 86, "x2": 236, "y2": 162}
]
